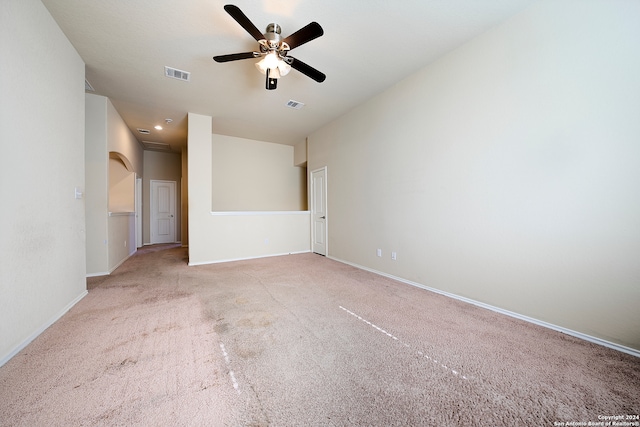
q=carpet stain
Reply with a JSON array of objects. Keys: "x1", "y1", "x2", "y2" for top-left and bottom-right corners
[
  {"x1": 237, "y1": 314, "x2": 273, "y2": 328},
  {"x1": 215, "y1": 322, "x2": 230, "y2": 334},
  {"x1": 235, "y1": 347, "x2": 261, "y2": 360},
  {"x1": 105, "y1": 358, "x2": 137, "y2": 373}
]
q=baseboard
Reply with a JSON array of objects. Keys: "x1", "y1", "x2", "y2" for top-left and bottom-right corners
[
  {"x1": 86, "y1": 271, "x2": 109, "y2": 278},
  {"x1": 143, "y1": 241, "x2": 181, "y2": 246},
  {"x1": 107, "y1": 250, "x2": 136, "y2": 274},
  {"x1": 86, "y1": 248, "x2": 139, "y2": 278},
  {"x1": 189, "y1": 250, "x2": 311, "y2": 267},
  {"x1": 0, "y1": 290, "x2": 88, "y2": 368},
  {"x1": 328, "y1": 256, "x2": 640, "y2": 358}
]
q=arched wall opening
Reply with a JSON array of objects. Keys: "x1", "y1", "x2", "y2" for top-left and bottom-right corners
[{"x1": 109, "y1": 152, "x2": 135, "y2": 213}]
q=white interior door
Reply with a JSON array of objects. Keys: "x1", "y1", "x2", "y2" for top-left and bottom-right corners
[
  {"x1": 150, "y1": 180, "x2": 176, "y2": 244},
  {"x1": 311, "y1": 167, "x2": 327, "y2": 256}
]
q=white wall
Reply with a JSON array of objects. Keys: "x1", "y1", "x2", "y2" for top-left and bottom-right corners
[
  {"x1": 308, "y1": 0, "x2": 640, "y2": 352},
  {"x1": 188, "y1": 114, "x2": 310, "y2": 265},
  {"x1": 0, "y1": 0, "x2": 87, "y2": 364}
]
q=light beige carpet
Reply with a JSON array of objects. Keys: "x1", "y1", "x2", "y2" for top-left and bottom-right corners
[{"x1": 1, "y1": 244, "x2": 638, "y2": 426}]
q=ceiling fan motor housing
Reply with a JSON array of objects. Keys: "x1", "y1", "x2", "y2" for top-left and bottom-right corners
[{"x1": 264, "y1": 23, "x2": 284, "y2": 51}]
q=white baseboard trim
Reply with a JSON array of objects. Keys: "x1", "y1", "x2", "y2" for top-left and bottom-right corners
[
  {"x1": 107, "y1": 250, "x2": 135, "y2": 274},
  {"x1": 86, "y1": 249, "x2": 138, "y2": 278},
  {"x1": 189, "y1": 250, "x2": 311, "y2": 267},
  {"x1": 328, "y1": 256, "x2": 640, "y2": 358},
  {"x1": 143, "y1": 241, "x2": 182, "y2": 246},
  {"x1": 0, "y1": 290, "x2": 88, "y2": 368},
  {"x1": 86, "y1": 271, "x2": 109, "y2": 278}
]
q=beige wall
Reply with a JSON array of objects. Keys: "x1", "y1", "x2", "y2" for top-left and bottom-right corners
[
  {"x1": 181, "y1": 145, "x2": 189, "y2": 247},
  {"x1": 294, "y1": 139, "x2": 307, "y2": 167},
  {"x1": 106, "y1": 100, "x2": 143, "y2": 174},
  {"x1": 85, "y1": 94, "x2": 109, "y2": 274},
  {"x1": 308, "y1": 0, "x2": 640, "y2": 352},
  {"x1": 188, "y1": 115, "x2": 310, "y2": 265},
  {"x1": 108, "y1": 157, "x2": 135, "y2": 212},
  {"x1": 142, "y1": 150, "x2": 182, "y2": 244},
  {"x1": 0, "y1": 0, "x2": 87, "y2": 365},
  {"x1": 212, "y1": 134, "x2": 306, "y2": 211},
  {"x1": 85, "y1": 94, "x2": 142, "y2": 275}
]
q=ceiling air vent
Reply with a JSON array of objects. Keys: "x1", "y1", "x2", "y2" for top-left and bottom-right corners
[
  {"x1": 286, "y1": 100, "x2": 305, "y2": 110},
  {"x1": 84, "y1": 79, "x2": 95, "y2": 92},
  {"x1": 164, "y1": 66, "x2": 191, "y2": 82},
  {"x1": 137, "y1": 128, "x2": 151, "y2": 135},
  {"x1": 142, "y1": 141, "x2": 172, "y2": 152}
]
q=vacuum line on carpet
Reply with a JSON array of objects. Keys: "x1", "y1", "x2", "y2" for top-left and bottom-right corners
[
  {"x1": 339, "y1": 305, "x2": 469, "y2": 380},
  {"x1": 219, "y1": 342, "x2": 241, "y2": 394}
]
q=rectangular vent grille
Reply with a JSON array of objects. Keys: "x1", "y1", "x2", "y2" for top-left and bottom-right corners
[
  {"x1": 137, "y1": 128, "x2": 151, "y2": 135},
  {"x1": 165, "y1": 66, "x2": 190, "y2": 82},
  {"x1": 142, "y1": 141, "x2": 171, "y2": 151},
  {"x1": 84, "y1": 79, "x2": 95, "y2": 92},
  {"x1": 286, "y1": 100, "x2": 305, "y2": 110}
]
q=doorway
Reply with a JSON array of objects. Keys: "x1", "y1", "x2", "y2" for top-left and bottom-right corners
[
  {"x1": 150, "y1": 180, "x2": 176, "y2": 244},
  {"x1": 311, "y1": 167, "x2": 327, "y2": 256}
]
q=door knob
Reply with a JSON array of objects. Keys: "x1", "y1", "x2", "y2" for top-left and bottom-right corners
[{"x1": 320, "y1": 216, "x2": 325, "y2": 219}]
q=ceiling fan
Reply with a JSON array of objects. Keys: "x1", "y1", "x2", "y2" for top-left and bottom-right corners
[{"x1": 213, "y1": 4, "x2": 326, "y2": 90}]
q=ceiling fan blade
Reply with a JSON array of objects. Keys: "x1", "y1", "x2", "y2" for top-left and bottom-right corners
[
  {"x1": 213, "y1": 52, "x2": 259, "y2": 62},
  {"x1": 223, "y1": 4, "x2": 264, "y2": 42},
  {"x1": 289, "y1": 56, "x2": 326, "y2": 83},
  {"x1": 282, "y1": 22, "x2": 324, "y2": 50}
]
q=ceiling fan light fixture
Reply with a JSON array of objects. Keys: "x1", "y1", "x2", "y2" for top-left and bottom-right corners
[
  {"x1": 255, "y1": 51, "x2": 290, "y2": 78},
  {"x1": 213, "y1": 5, "x2": 325, "y2": 89},
  {"x1": 278, "y1": 61, "x2": 291, "y2": 77},
  {"x1": 256, "y1": 52, "x2": 281, "y2": 74}
]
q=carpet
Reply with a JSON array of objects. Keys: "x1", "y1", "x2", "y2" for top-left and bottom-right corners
[{"x1": 1, "y1": 244, "x2": 638, "y2": 426}]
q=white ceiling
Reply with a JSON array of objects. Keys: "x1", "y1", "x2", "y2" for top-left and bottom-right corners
[{"x1": 42, "y1": 0, "x2": 537, "y2": 152}]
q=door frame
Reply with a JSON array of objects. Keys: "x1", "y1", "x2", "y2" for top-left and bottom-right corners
[
  {"x1": 310, "y1": 166, "x2": 328, "y2": 256},
  {"x1": 135, "y1": 176, "x2": 142, "y2": 248}
]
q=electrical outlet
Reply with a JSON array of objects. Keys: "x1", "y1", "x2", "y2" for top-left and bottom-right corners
[
  {"x1": 376, "y1": 249, "x2": 382, "y2": 257},
  {"x1": 391, "y1": 252, "x2": 397, "y2": 260}
]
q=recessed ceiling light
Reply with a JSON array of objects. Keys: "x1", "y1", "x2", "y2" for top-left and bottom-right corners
[{"x1": 154, "y1": 125, "x2": 163, "y2": 130}]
